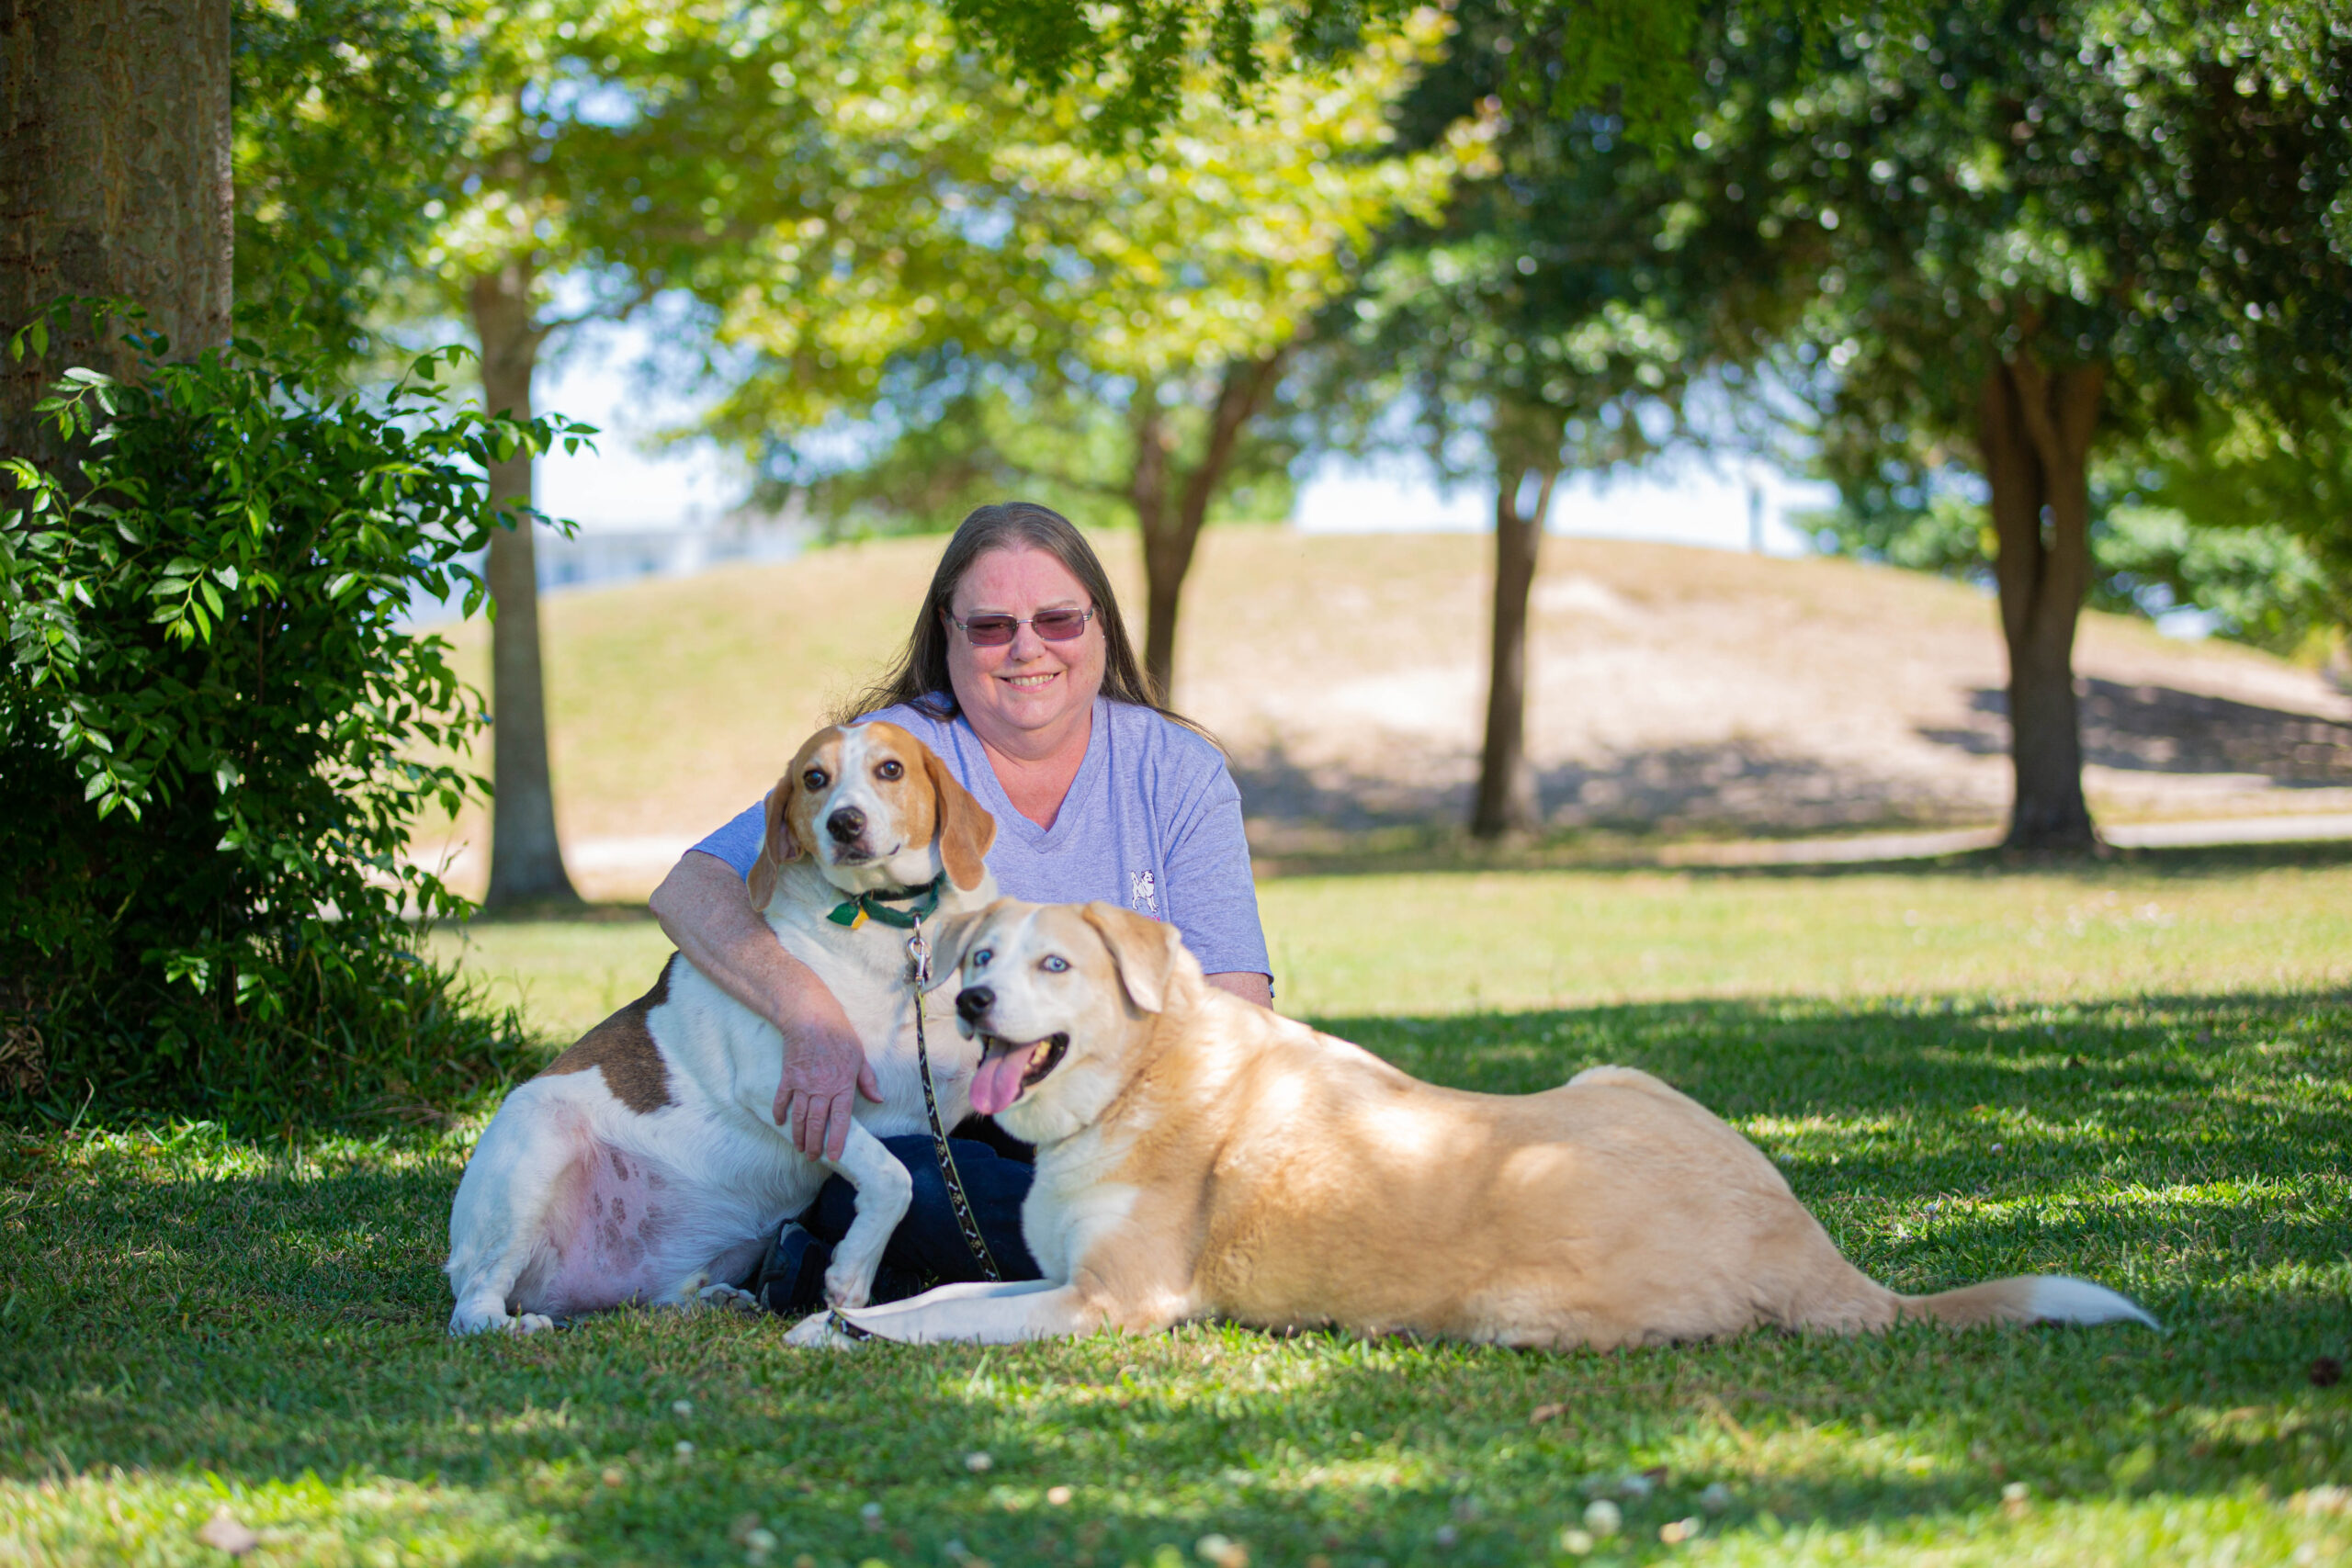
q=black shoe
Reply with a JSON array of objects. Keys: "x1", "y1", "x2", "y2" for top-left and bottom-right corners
[{"x1": 754, "y1": 1222, "x2": 832, "y2": 1314}]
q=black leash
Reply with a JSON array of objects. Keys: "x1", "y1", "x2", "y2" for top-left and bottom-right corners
[{"x1": 907, "y1": 913, "x2": 1001, "y2": 1282}]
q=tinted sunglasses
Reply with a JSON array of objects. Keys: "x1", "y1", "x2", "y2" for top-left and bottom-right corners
[{"x1": 947, "y1": 606, "x2": 1097, "y2": 647}]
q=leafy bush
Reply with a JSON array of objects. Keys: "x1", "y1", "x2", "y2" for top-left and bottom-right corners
[{"x1": 0, "y1": 306, "x2": 582, "y2": 1124}]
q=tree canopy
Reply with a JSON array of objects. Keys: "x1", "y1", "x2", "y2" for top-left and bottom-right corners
[
  {"x1": 1657, "y1": 0, "x2": 2352, "y2": 846},
  {"x1": 697, "y1": 6, "x2": 1485, "y2": 692}
]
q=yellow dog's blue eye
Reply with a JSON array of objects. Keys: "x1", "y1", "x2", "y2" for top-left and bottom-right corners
[
  {"x1": 1041, "y1": 955, "x2": 1069, "y2": 973},
  {"x1": 876, "y1": 759, "x2": 903, "y2": 780},
  {"x1": 972, "y1": 949, "x2": 992, "y2": 968}
]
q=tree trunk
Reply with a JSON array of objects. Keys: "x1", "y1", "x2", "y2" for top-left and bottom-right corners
[
  {"x1": 1472, "y1": 464, "x2": 1558, "y2": 840},
  {"x1": 1977, "y1": 351, "x2": 2105, "y2": 852},
  {"x1": 1132, "y1": 352, "x2": 1287, "y2": 702},
  {"x1": 1, "y1": 0, "x2": 232, "y2": 466},
  {"x1": 469, "y1": 258, "x2": 580, "y2": 908},
  {"x1": 1127, "y1": 381, "x2": 1177, "y2": 702}
]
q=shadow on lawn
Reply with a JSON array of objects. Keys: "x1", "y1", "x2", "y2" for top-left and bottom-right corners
[
  {"x1": 1251, "y1": 820, "x2": 2352, "y2": 882},
  {"x1": 1323, "y1": 988, "x2": 2350, "y2": 1288},
  {"x1": 2, "y1": 990, "x2": 2345, "y2": 1563},
  {"x1": 1921, "y1": 678, "x2": 2352, "y2": 785}
]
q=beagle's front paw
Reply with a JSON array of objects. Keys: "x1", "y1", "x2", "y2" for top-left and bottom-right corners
[
  {"x1": 821, "y1": 1255, "x2": 876, "y2": 1310},
  {"x1": 697, "y1": 1281, "x2": 763, "y2": 1314}
]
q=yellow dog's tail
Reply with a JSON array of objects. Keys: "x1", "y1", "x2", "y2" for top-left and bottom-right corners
[{"x1": 1898, "y1": 1274, "x2": 2158, "y2": 1329}]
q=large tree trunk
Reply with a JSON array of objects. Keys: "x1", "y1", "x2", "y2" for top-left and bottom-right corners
[
  {"x1": 1977, "y1": 351, "x2": 2105, "y2": 852},
  {"x1": 1, "y1": 0, "x2": 232, "y2": 466},
  {"x1": 1132, "y1": 352, "x2": 1287, "y2": 702},
  {"x1": 1472, "y1": 464, "x2": 1559, "y2": 840},
  {"x1": 469, "y1": 258, "x2": 580, "y2": 908}
]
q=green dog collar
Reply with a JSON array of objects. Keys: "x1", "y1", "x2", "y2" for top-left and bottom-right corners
[{"x1": 826, "y1": 875, "x2": 945, "y2": 931}]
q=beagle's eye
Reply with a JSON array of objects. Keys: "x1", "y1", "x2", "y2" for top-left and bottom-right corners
[
  {"x1": 1040, "y1": 954, "x2": 1070, "y2": 974},
  {"x1": 801, "y1": 768, "x2": 829, "y2": 791},
  {"x1": 876, "y1": 759, "x2": 904, "y2": 781},
  {"x1": 970, "y1": 948, "x2": 992, "y2": 969}
]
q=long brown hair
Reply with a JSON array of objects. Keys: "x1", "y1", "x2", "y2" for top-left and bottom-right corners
[{"x1": 833, "y1": 502, "x2": 1208, "y2": 739}]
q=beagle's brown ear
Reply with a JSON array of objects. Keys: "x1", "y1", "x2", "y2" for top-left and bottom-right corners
[
  {"x1": 1080, "y1": 901, "x2": 1182, "y2": 1015},
  {"x1": 922, "y1": 744, "x2": 997, "y2": 891},
  {"x1": 744, "y1": 777, "x2": 802, "y2": 911}
]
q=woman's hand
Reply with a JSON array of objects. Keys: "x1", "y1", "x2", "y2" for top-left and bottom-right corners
[
  {"x1": 770, "y1": 977, "x2": 883, "y2": 1160},
  {"x1": 650, "y1": 850, "x2": 880, "y2": 1160}
]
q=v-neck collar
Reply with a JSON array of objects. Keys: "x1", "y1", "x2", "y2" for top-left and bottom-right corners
[{"x1": 956, "y1": 695, "x2": 1106, "y2": 852}]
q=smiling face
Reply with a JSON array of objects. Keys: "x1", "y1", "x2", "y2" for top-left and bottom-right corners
[
  {"x1": 950, "y1": 900, "x2": 1184, "y2": 1144},
  {"x1": 943, "y1": 547, "x2": 1106, "y2": 757},
  {"x1": 746, "y1": 722, "x2": 995, "y2": 906}
]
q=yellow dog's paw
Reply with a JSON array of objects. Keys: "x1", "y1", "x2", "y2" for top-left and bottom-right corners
[{"x1": 783, "y1": 1310, "x2": 872, "y2": 1350}]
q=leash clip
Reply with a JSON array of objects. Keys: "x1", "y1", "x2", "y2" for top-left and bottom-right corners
[{"x1": 905, "y1": 913, "x2": 932, "y2": 987}]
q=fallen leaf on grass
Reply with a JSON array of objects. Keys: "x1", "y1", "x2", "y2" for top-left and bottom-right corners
[
  {"x1": 196, "y1": 1508, "x2": 257, "y2": 1556},
  {"x1": 1196, "y1": 1532, "x2": 1249, "y2": 1568},
  {"x1": 1529, "y1": 1402, "x2": 1567, "y2": 1424}
]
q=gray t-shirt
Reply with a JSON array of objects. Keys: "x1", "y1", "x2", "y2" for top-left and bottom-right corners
[{"x1": 693, "y1": 696, "x2": 1272, "y2": 980}]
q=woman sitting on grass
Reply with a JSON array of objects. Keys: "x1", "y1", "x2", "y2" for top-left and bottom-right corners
[{"x1": 649, "y1": 501, "x2": 1272, "y2": 1311}]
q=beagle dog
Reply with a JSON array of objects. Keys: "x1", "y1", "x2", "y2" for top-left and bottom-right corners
[
  {"x1": 789, "y1": 899, "x2": 2155, "y2": 1349},
  {"x1": 446, "y1": 722, "x2": 998, "y2": 1334}
]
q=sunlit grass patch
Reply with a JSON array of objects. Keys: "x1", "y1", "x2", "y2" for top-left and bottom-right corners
[{"x1": 0, "y1": 1470, "x2": 567, "y2": 1567}]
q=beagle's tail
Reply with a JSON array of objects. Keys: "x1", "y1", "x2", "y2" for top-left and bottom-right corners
[{"x1": 1900, "y1": 1274, "x2": 2158, "y2": 1330}]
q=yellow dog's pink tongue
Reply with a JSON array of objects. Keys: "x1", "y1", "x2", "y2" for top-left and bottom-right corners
[{"x1": 969, "y1": 1043, "x2": 1040, "y2": 1116}]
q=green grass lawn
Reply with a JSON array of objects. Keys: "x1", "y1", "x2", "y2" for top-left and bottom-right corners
[{"x1": 5, "y1": 852, "x2": 2348, "y2": 1565}]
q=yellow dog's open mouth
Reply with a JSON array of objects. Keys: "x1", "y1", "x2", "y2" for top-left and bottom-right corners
[{"x1": 969, "y1": 1032, "x2": 1069, "y2": 1115}]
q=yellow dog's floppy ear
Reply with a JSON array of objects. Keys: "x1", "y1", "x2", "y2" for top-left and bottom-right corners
[
  {"x1": 745, "y1": 776, "x2": 802, "y2": 911},
  {"x1": 1080, "y1": 901, "x2": 1182, "y2": 1015},
  {"x1": 923, "y1": 898, "x2": 1007, "y2": 992},
  {"x1": 923, "y1": 744, "x2": 997, "y2": 891}
]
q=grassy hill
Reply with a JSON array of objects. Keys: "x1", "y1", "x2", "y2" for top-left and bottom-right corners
[{"x1": 417, "y1": 529, "x2": 2352, "y2": 897}]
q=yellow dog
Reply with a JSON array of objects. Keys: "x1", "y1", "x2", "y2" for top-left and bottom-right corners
[{"x1": 790, "y1": 899, "x2": 2154, "y2": 1348}]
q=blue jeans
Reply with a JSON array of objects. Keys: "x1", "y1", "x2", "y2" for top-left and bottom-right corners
[{"x1": 799, "y1": 1133, "x2": 1040, "y2": 1303}]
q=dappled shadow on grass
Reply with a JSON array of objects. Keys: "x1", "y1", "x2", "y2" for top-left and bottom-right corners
[
  {"x1": 1921, "y1": 679, "x2": 2352, "y2": 785},
  {"x1": 1320, "y1": 990, "x2": 2351, "y2": 1305},
  {"x1": 1252, "y1": 822, "x2": 2352, "y2": 882},
  {"x1": 0, "y1": 990, "x2": 2345, "y2": 1563},
  {"x1": 1233, "y1": 738, "x2": 1957, "y2": 847},
  {"x1": 1684, "y1": 835, "x2": 2352, "y2": 883},
  {"x1": 457, "y1": 899, "x2": 660, "y2": 927}
]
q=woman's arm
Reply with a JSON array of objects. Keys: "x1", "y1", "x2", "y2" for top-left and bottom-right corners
[
  {"x1": 648, "y1": 851, "x2": 879, "y2": 1160},
  {"x1": 1148, "y1": 726, "x2": 1275, "y2": 1006},
  {"x1": 1205, "y1": 971, "x2": 1273, "y2": 1008}
]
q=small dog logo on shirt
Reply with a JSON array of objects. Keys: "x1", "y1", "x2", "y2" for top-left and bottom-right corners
[{"x1": 1129, "y1": 869, "x2": 1159, "y2": 917}]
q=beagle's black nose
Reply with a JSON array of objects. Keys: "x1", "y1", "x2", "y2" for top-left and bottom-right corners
[
  {"x1": 956, "y1": 986, "x2": 994, "y2": 1023},
  {"x1": 826, "y1": 806, "x2": 865, "y2": 843}
]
